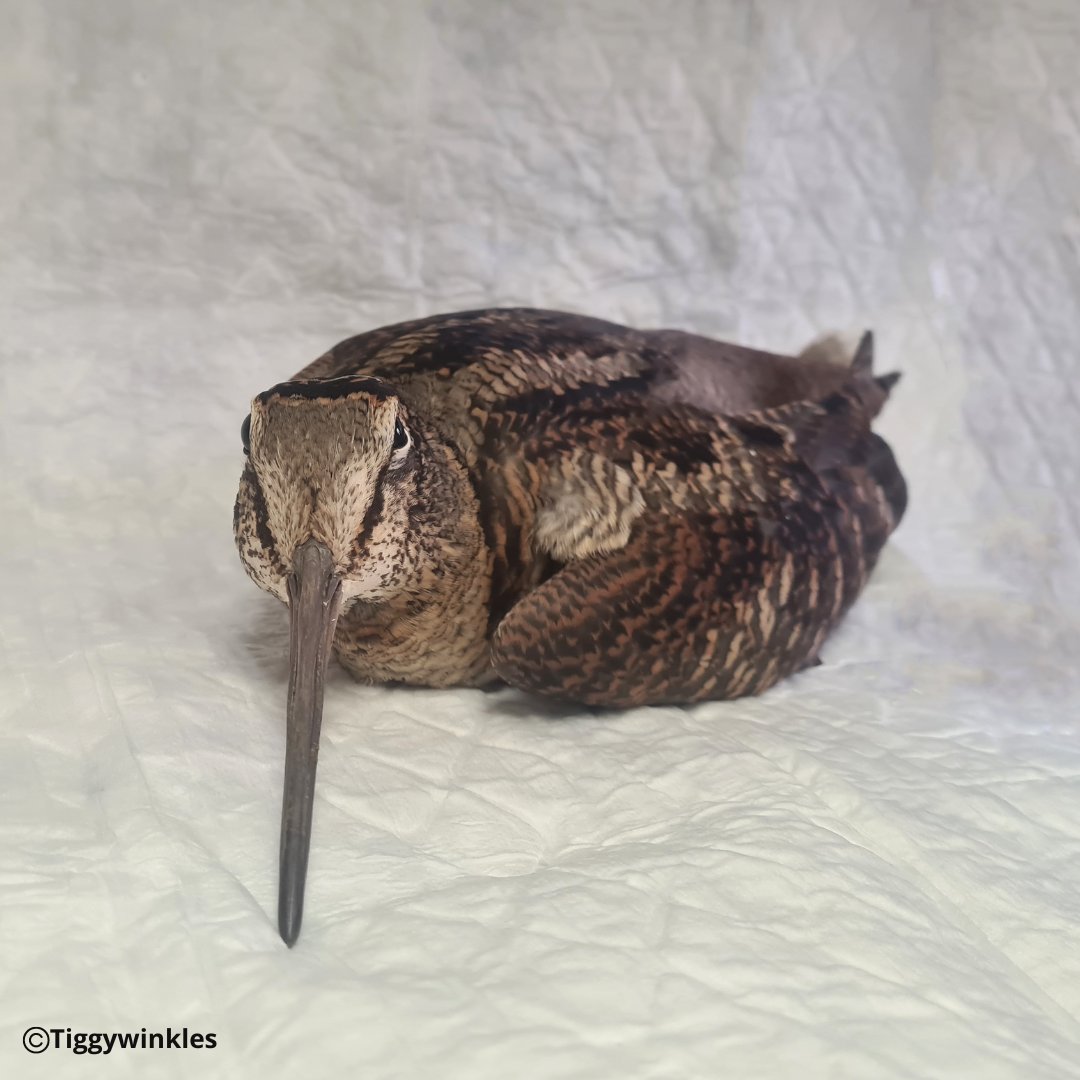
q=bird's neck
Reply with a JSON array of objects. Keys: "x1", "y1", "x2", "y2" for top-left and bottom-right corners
[{"x1": 332, "y1": 468, "x2": 497, "y2": 689}]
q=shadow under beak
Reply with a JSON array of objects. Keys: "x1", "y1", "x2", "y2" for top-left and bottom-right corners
[{"x1": 278, "y1": 539, "x2": 342, "y2": 947}]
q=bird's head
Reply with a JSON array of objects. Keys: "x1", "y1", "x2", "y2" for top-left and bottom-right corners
[
  {"x1": 232, "y1": 374, "x2": 436, "y2": 946},
  {"x1": 234, "y1": 375, "x2": 426, "y2": 607}
]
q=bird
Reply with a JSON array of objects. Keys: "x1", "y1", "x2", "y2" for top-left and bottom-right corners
[{"x1": 233, "y1": 307, "x2": 907, "y2": 945}]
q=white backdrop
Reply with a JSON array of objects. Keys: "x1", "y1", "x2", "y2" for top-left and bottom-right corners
[{"x1": 2, "y1": 1, "x2": 1079, "y2": 1077}]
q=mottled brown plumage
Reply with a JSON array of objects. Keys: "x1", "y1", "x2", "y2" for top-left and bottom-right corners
[{"x1": 232, "y1": 307, "x2": 906, "y2": 944}]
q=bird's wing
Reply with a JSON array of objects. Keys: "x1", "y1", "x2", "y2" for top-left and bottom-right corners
[
  {"x1": 491, "y1": 386, "x2": 906, "y2": 707},
  {"x1": 490, "y1": 505, "x2": 827, "y2": 707}
]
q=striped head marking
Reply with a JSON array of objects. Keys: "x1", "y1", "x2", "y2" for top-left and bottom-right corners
[{"x1": 233, "y1": 376, "x2": 420, "y2": 605}]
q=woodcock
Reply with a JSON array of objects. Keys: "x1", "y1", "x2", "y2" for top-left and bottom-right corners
[{"x1": 233, "y1": 307, "x2": 907, "y2": 945}]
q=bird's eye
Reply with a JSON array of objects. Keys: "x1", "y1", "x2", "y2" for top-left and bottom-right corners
[
  {"x1": 392, "y1": 418, "x2": 409, "y2": 451},
  {"x1": 241, "y1": 414, "x2": 251, "y2": 455}
]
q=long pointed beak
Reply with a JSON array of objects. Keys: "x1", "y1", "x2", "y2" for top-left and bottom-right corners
[{"x1": 278, "y1": 539, "x2": 342, "y2": 947}]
